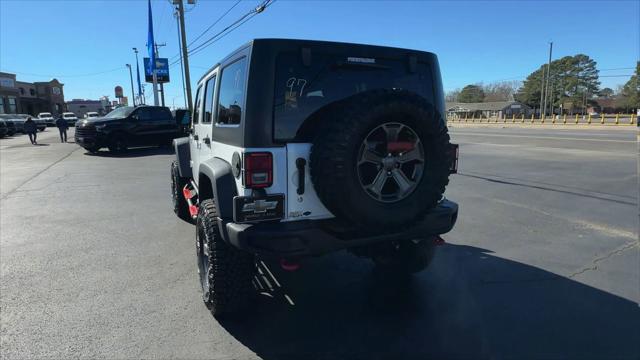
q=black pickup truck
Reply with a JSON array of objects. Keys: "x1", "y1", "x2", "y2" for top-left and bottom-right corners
[{"x1": 75, "y1": 105, "x2": 181, "y2": 153}]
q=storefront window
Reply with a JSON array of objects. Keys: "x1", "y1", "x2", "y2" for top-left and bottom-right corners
[
  {"x1": 8, "y1": 97, "x2": 16, "y2": 113},
  {"x1": 0, "y1": 97, "x2": 5, "y2": 114}
]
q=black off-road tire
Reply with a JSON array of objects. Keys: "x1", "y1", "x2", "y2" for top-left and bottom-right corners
[
  {"x1": 171, "y1": 161, "x2": 191, "y2": 222},
  {"x1": 310, "y1": 90, "x2": 451, "y2": 230},
  {"x1": 372, "y1": 238, "x2": 437, "y2": 274},
  {"x1": 196, "y1": 199, "x2": 255, "y2": 317}
]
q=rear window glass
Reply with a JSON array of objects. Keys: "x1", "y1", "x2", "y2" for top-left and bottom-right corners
[{"x1": 273, "y1": 52, "x2": 433, "y2": 141}]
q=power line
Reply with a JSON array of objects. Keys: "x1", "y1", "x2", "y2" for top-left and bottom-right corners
[
  {"x1": 168, "y1": 0, "x2": 241, "y2": 62},
  {"x1": 599, "y1": 67, "x2": 635, "y2": 71},
  {"x1": 187, "y1": 11, "x2": 258, "y2": 58},
  {"x1": 187, "y1": 0, "x2": 242, "y2": 50},
  {"x1": 173, "y1": 0, "x2": 274, "y2": 65}
]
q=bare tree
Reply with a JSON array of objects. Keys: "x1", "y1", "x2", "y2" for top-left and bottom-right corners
[
  {"x1": 445, "y1": 88, "x2": 461, "y2": 102},
  {"x1": 482, "y1": 81, "x2": 521, "y2": 102}
]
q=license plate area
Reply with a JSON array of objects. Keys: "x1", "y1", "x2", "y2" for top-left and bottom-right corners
[{"x1": 233, "y1": 194, "x2": 284, "y2": 223}]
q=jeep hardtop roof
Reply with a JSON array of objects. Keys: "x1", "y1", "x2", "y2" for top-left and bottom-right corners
[
  {"x1": 197, "y1": 38, "x2": 438, "y2": 84},
  {"x1": 195, "y1": 38, "x2": 445, "y2": 148}
]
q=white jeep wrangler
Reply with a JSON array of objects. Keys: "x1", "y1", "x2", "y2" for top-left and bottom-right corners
[{"x1": 171, "y1": 39, "x2": 459, "y2": 317}]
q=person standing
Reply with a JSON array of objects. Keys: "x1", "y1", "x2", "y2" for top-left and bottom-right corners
[
  {"x1": 24, "y1": 116, "x2": 37, "y2": 145},
  {"x1": 55, "y1": 115, "x2": 68, "y2": 143}
]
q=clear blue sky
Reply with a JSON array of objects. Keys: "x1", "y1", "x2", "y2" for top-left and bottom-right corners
[{"x1": 1, "y1": 0, "x2": 638, "y2": 108}]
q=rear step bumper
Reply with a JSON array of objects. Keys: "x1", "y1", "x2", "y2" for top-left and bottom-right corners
[{"x1": 221, "y1": 199, "x2": 458, "y2": 258}]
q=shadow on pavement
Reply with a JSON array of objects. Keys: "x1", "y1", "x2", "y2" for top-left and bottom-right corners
[
  {"x1": 82, "y1": 147, "x2": 173, "y2": 158},
  {"x1": 219, "y1": 244, "x2": 640, "y2": 360}
]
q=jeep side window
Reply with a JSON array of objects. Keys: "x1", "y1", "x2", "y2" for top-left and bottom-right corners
[
  {"x1": 202, "y1": 75, "x2": 217, "y2": 124},
  {"x1": 192, "y1": 87, "x2": 202, "y2": 125},
  {"x1": 216, "y1": 57, "x2": 246, "y2": 125}
]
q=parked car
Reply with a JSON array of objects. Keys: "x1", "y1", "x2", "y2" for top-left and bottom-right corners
[
  {"x1": 0, "y1": 114, "x2": 18, "y2": 135},
  {"x1": 170, "y1": 39, "x2": 459, "y2": 317},
  {"x1": 37, "y1": 112, "x2": 55, "y2": 127},
  {"x1": 0, "y1": 120, "x2": 7, "y2": 138},
  {"x1": 75, "y1": 105, "x2": 180, "y2": 153},
  {"x1": 85, "y1": 112, "x2": 99, "y2": 119},
  {"x1": 62, "y1": 112, "x2": 79, "y2": 126}
]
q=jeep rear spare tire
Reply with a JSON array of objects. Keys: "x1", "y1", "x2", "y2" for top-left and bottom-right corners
[{"x1": 310, "y1": 90, "x2": 450, "y2": 230}]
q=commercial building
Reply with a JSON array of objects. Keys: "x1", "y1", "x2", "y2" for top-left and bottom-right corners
[
  {"x1": 0, "y1": 71, "x2": 65, "y2": 115},
  {"x1": 446, "y1": 101, "x2": 532, "y2": 119},
  {"x1": 66, "y1": 99, "x2": 106, "y2": 118}
]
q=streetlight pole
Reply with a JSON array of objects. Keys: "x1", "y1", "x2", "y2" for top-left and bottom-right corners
[
  {"x1": 126, "y1": 64, "x2": 136, "y2": 106},
  {"x1": 133, "y1": 48, "x2": 144, "y2": 105}
]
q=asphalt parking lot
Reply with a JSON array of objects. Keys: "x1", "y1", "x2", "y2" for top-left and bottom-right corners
[{"x1": 1, "y1": 126, "x2": 638, "y2": 359}]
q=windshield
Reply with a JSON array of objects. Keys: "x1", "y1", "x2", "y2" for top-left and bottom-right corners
[
  {"x1": 63, "y1": 113, "x2": 75, "y2": 118},
  {"x1": 39, "y1": 113, "x2": 52, "y2": 118},
  {"x1": 87, "y1": 113, "x2": 98, "y2": 117},
  {"x1": 104, "y1": 107, "x2": 135, "y2": 119}
]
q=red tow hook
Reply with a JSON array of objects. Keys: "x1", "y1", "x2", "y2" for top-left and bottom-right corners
[
  {"x1": 280, "y1": 258, "x2": 300, "y2": 272},
  {"x1": 183, "y1": 184, "x2": 198, "y2": 219},
  {"x1": 433, "y1": 235, "x2": 446, "y2": 246},
  {"x1": 188, "y1": 205, "x2": 199, "y2": 217}
]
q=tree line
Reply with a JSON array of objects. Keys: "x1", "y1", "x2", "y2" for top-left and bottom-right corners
[{"x1": 446, "y1": 56, "x2": 639, "y2": 114}]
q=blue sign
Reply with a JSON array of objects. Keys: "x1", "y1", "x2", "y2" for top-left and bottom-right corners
[{"x1": 143, "y1": 57, "x2": 169, "y2": 83}]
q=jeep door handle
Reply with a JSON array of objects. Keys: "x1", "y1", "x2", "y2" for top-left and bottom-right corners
[
  {"x1": 193, "y1": 134, "x2": 199, "y2": 141},
  {"x1": 203, "y1": 136, "x2": 211, "y2": 146}
]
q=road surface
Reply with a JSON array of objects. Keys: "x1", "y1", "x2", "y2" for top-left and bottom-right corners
[{"x1": 1, "y1": 126, "x2": 638, "y2": 359}]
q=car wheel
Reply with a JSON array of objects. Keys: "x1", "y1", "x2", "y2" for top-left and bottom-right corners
[
  {"x1": 108, "y1": 134, "x2": 127, "y2": 153},
  {"x1": 196, "y1": 199, "x2": 255, "y2": 317}
]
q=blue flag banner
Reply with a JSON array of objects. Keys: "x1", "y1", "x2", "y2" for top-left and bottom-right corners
[{"x1": 147, "y1": 0, "x2": 156, "y2": 73}]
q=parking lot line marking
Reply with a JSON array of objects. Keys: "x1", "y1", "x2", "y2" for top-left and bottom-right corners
[
  {"x1": 486, "y1": 196, "x2": 637, "y2": 240},
  {"x1": 451, "y1": 132, "x2": 636, "y2": 143}
]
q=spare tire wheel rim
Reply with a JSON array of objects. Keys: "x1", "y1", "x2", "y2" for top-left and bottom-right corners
[{"x1": 357, "y1": 122, "x2": 424, "y2": 203}]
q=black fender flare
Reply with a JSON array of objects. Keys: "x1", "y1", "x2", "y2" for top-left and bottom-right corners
[
  {"x1": 198, "y1": 157, "x2": 238, "y2": 221},
  {"x1": 173, "y1": 137, "x2": 191, "y2": 178}
]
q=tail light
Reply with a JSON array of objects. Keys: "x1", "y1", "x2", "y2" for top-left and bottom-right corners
[{"x1": 244, "y1": 152, "x2": 273, "y2": 188}]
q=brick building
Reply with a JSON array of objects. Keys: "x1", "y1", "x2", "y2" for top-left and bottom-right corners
[{"x1": 0, "y1": 71, "x2": 65, "y2": 115}]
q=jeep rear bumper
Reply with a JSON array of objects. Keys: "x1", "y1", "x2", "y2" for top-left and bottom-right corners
[{"x1": 221, "y1": 199, "x2": 458, "y2": 257}]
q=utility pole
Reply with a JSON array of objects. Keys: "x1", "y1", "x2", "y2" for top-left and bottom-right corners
[
  {"x1": 175, "y1": 0, "x2": 193, "y2": 114},
  {"x1": 539, "y1": 64, "x2": 546, "y2": 117},
  {"x1": 542, "y1": 41, "x2": 553, "y2": 116},
  {"x1": 175, "y1": 8, "x2": 187, "y2": 109},
  {"x1": 155, "y1": 42, "x2": 167, "y2": 107},
  {"x1": 126, "y1": 64, "x2": 136, "y2": 106}
]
